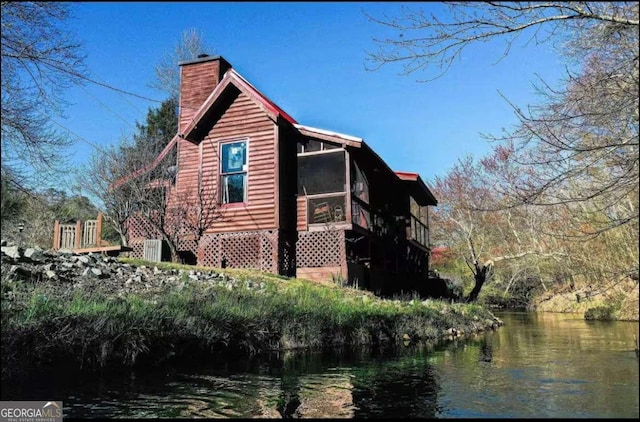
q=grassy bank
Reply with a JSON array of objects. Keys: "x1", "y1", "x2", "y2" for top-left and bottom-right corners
[
  {"x1": 530, "y1": 277, "x2": 639, "y2": 321},
  {"x1": 1, "y1": 258, "x2": 502, "y2": 380}
]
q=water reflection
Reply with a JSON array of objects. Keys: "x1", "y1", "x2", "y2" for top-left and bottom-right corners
[{"x1": 2, "y1": 312, "x2": 638, "y2": 418}]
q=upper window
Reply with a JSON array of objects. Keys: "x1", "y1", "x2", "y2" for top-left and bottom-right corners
[
  {"x1": 221, "y1": 141, "x2": 247, "y2": 204},
  {"x1": 297, "y1": 139, "x2": 340, "y2": 154},
  {"x1": 297, "y1": 151, "x2": 346, "y2": 195}
]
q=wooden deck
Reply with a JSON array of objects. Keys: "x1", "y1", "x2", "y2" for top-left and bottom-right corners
[{"x1": 71, "y1": 245, "x2": 133, "y2": 256}]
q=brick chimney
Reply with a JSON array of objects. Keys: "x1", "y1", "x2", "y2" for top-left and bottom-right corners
[{"x1": 178, "y1": 54, "x2": 231, "y2": 133}]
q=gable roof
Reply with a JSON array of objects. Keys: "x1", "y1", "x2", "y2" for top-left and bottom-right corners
[
  {"x1": 293, "y1": 124, "x2": 363, "y2": 148},
  {"x1": 181, "y1": 68, "x2": 297, "y2": 142},
  {"x1": 113, "y1": 61, "x2": 437, "y2": 208},
  {"x1": 294, "y1": 124, "x2": 437, "y2": 207},
  {"x1": 111, "y1": 135, "x2": 178, "y2": 190},
  {"x1": 395, "y1": 171, "x2": 438, "y2": 206}
]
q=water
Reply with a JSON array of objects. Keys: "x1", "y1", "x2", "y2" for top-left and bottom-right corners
[{"x1": 3, "y1": 312, "x2": 638, "y2": 418}]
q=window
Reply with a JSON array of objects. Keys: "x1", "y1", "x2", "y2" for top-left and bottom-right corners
[
  {"x1": 410, "y1": 196, "x2": 429, "y2": 246},
  {"x1": 221, "y1": 141, "x2": 247, "y2": 204},
  {"x1": 350, "y1": 159, "x2": 370, "y2": 229},
  {"x1": 297, "y1": 139, "x2": 340, "y2": 153},
  {"x1": 297, "y1": 140, "x2": 347, "y2": 226},
  {"x1": 308, "y1": 195, "x2": 347, "y2": 224},
  {"x1": 297, "y1": 151, "x2": 346, "y2": 195}
]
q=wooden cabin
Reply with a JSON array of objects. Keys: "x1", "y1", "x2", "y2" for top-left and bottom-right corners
[{"x1": 126, "y1": 55, "x2": 438, "y2": 296}]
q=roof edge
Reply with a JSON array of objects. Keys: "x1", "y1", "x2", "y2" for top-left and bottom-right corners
[{"x1": 294, "y1": 124, "x2": 363, "y2": 144}]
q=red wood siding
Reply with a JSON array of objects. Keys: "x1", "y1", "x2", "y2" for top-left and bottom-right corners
[
  {"x1": 296, "y1": 196, "x2": 307, "y2": 231},
  {"x1": 175, "y1": 90, "x2": 279, "y2": 234},
  {"x1": 175, "y1": 138, "x2": 200, "y2": 196}
]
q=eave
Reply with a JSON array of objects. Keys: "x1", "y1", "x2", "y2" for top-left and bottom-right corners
[
  {"x1": 293, "y1": 124, "x2": 363, "y2": 148},
  {"x1": 181, "y1": 68, "x2": 297, "y2": 142},
  {"x1": 111, "y1": 135, "x2": 178, "y2": 190},
  {"x1": 395, "y1": 171, "x2": 438, "y2": 206}
]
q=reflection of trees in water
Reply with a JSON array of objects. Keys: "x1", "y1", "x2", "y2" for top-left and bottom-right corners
[
  {"x1": 479, "y1": 336, "x2": 493, "y2": 363},
  {"x1": 274, "y1": 349, "x2": 358, "y2": 418},
  {"x1": 350, "y1": 354, "x2": 442, "y2": 418},
  {"x1": 270, "y1": 345, "x2": 445, "y2": 418},
  {"x1": 276, "y1": 368, "x2": 302, "y2": 418}
]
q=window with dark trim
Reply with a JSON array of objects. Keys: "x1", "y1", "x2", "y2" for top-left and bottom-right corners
[
  {"x1": 297, "y1": 151, "x2": 345, "y2": 195},
  {"x1": 297, "y1": 139, "x2": 347, "y2": 225},
  {"x1": 410, "y1": 196, "x2": 429, "y2": 246}
]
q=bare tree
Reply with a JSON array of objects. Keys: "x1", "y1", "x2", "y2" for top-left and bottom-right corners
[
  {"x1": 431, "y1": 155, "x2": 568, "y2": 302},
  {"x1": 83, "y1": 132, "x2": 222, "y2": 263},
  {"x1": 365, "y1": 2, "x2": 639, "y2": 238},
  {"x1": 149, "y1": 28, "x2": 213, "y2": 100},
  {"x1": 81, "y1": 143, "x2": 137, "y2": 247},
  {"x1": 1, "y1": 2, "x2": 86, "y2": 187},
  {"x1": 125, "y1": 147, "x2": 222, "y2": 263},
  {"x1": 365, "y1": 2, "x2": 638, "y2": 80}
]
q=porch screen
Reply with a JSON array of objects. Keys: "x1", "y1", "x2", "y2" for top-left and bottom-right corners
[{"x1": 297, "y1": 151, "x2": 346, "y2": 195}]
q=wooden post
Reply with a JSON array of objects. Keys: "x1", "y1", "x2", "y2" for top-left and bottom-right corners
[
  {"x1": 96, "y1": 212, "x2": 103, "y2": 246},
  {"x1": 75, "y1": 220, "x2": 83, "y2": 249},
  {"x1": 53, "y1": 220, "x2": 60, "y2": 250}
]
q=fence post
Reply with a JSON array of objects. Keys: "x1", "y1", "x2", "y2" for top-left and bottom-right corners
[
  {"x1": 53, "y1": 220, "x2": 60, "y2": 250},
  {"x1": 96, "y1": 212, "x2": 103, "y2": 246},
  {"x1": 75, "y1": 220, "x2": 83, "y2": 249}
]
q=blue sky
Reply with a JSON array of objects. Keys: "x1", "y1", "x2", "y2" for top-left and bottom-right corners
[{"x1": 60, "y1": 2, "x2": 565, "y2": 190}]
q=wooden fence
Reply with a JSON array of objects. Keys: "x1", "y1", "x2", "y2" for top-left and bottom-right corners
[{"x1": 53, "y1": 213, "x2": 103, "y2": 250}]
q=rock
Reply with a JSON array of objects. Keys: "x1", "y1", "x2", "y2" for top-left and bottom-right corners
[
  {"x1": 23, "y1": 247, "x2": 44, "y2": 262},
  {"x1": 78, "y1": 256, "x2": 92, "y2": 265},
  {"x1": 1, "y1": 245, "x2": 274, "y2": 300},
  {"x1": 1, "y1": 246, "x2": 21, "y2": 259},
  {"x1": 81, "y1": 267, "x2": 106, "y2": 278}
]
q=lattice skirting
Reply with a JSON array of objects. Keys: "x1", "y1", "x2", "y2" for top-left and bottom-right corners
[
  {"x1": 129, "y1": 242, "x2": 145, "y2": 260},
  {"x1": 296, "y1": 230, "x2": 346, "y2": 268},
  {"x1": 278, "y1": 232, "x2": 296, "y2": 276},
  {"x1": 197, "y1": 230, "x2": 278, "y2": 273},
  {"x1": 128, "y1": 229, "x2": 346, "y2": 276}
]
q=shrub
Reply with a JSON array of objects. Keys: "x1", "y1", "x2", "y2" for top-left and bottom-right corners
[{"x1": 584, "y1": 305, "x2": 617, "y2": 321}]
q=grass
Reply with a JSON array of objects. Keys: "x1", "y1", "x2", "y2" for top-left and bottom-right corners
[{"x1": 1, "y1": 258, "x2": 501, "y2": 380}]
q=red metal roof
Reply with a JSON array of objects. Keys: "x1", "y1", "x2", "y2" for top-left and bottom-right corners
[
  {"x1": 230, "y1": 69, "x2": 297, "y2": 124},
  {"x1": 394, "y1": 170, "x2": 437, "y2": 206},
  {"x1": 111, "y1": 135, "x2": 178, "y2": 190},
  {"x1": 395, "y1": 171, "x2": 420, "y2": 181}
]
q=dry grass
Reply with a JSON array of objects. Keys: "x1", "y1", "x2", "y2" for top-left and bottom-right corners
[{"x1": 532, "y1": 276, "x2": 639, "y2": 321}]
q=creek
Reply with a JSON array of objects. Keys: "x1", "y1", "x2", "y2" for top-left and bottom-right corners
[{"x1": 2, "y1": 311, "x2": 638, "y2": 418}]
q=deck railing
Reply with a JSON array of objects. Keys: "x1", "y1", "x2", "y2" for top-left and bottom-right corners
[{"x1": 53, "y1": 212, "x2": 103, "y2": 250}]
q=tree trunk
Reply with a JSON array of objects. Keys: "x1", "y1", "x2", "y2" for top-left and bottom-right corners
[
  {"x1": 165, "y1": 237, "x2": 179, "y2": 263},
  {"x1": 466, "y1": 262, "x2": 491, "y2": 302}
]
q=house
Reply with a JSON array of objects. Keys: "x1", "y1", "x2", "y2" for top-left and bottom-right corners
[{"x1": 126, "y1": 55, "x2": 438, "y2": 297}]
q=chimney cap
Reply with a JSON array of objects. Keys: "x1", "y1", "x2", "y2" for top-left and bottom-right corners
[{"x1": 178, "y1": 54, "x2": 230, "y2": 67}]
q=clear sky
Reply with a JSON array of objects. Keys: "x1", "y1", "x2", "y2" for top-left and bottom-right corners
[{"x1": 59, "y1": 2, "x2": 566, "y2": 191}]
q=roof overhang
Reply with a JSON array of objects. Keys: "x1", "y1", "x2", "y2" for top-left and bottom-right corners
[
  {"x1": 293, "y1": 124, "x2": 363, "y2": 148},
  {"x1": 181, "y1": 68, "x2": 297, "y2": 142},
  {"x1": 395, "y1": 171, "x2": 438, "y2": 206},
  {"x1": 111, "y1": 135, "x2": 179, "y2": 190}
]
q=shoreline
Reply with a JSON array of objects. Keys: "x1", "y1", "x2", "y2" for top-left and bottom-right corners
[{"x1": 1, "y1": 254, "x2": 503, "y2": 381}]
